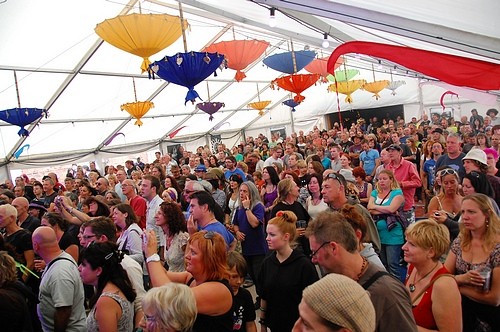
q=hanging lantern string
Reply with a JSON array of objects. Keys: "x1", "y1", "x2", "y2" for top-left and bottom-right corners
[
  {"x1": 138, "y1": 0, "x2": 142, "y2": 14},
  {"x1": 290, "y1": 39, "x2": 298, "y2": 74},
  {"x1": 178, "y1": 0, "x2": 188, "y2": 52},
  {"x1": 13, "y1": 70, "x2": 21, "y2": 108},
  {"x1": 390, "y1": 68, "x2": 394, "y2": 81},
  {"x1": 256, "y1": 83, "x2": 261, "y2": 102},
  {"x1": 206, "y1": 81, "x2": 211, "y2": 102},
  {"x1": 232, "y1": 26, "x2": 236, "y2": 40},
  {"x1": 132, "y1": 77, "x2": 137, "y2": 102},
  {"x1": 371, "y1": 63, "x2": 376, "y2": 81}
]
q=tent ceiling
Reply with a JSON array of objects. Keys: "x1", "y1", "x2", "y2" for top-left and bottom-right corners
[{"x1": 0, "y1": 0, "x2": 499, "y2": 168}]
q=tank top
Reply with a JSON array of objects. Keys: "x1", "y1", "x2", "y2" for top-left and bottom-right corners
[
  {"x1": 86, "y1": 291, "x2": 133, "y2": 332},
  {"x1": 190, "y1": 279, "x2": 233, "y2": 332},
  {"x1": 407, "y1": 265, "x2": 450, "y2": 330}
]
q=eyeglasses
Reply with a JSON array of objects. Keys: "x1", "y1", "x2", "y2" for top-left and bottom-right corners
[
  {"x1": 309, "y1": 242, "x2": 330, "y2": 259},
  {"x1": 82, "y1": 234, "x2": 96, "y2": 240},
  {"x1": 439, "y1": 169, "x2": 458, "y2": 177}
]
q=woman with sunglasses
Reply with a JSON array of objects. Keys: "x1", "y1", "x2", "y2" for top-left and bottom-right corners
[
  {"x1": 367, "y1": 169, "x2": 405, "y2": 281},
  {"x1": 155, "y1": 202, "x2": 189, "y2": 272},
  {"x1": 258, "y1": 211, "x2": 318, "y2": 332},
  {"x1": 444, "y1": 194, "x2": 500, "y2": 331},
  {"x1": 144, "y1": 230, "x2": 233, "y2": 332},
  {"x1": 80, "y1": 241, "x2": 136, "y2": 332}
]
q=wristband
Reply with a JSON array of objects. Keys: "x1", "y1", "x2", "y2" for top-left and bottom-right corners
[{"x1": 146, "y1": 253, "x2": 160, "y2": 263}]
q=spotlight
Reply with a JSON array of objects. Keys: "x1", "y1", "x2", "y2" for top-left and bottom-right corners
[
  {"x1": 377, "y1": 60, "x2": 383, "y2": 70},
  {"x1": 321, "y1": 33, "x2": 329, "y2": 48},
  {"x1": 269, "y1": 8, "x2": 277, "y2": 27}
]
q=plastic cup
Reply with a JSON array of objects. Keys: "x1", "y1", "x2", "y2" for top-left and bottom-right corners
[
  {"x1": 296, "y1": 220, "x2": 307, "y2": 229},
  {"x1": 478, "y1": 267, "x2": 492, "y2": 292}
]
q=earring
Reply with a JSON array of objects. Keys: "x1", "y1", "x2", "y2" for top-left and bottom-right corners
[{"x1": 486, "y1": 219, "x2": 489, "y2": 228}]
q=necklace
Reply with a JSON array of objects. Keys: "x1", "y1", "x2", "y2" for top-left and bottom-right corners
[
  {"x1": 409, "y1": 262, "x2": 439, "y2": 292},
  {"x1": 355, "y1": 257, "x2": 369, "y2": 281}
]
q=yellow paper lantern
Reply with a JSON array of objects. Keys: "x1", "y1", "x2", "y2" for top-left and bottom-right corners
[
  {"x1": 95, "y1": 13, "x2": 188, "y2": 73},
  {"x1": 248, "y1": 101, "x2": 271, "y2": 116},
  {"x1": 363, "y1": 80, "x2": 390, "y2": 100},
  {"x1": 121, "y1": 101, "x2": 154, "y2": 126},
  {"x1": 328, "y1": 80, "x2": 366, "y2": 103}
]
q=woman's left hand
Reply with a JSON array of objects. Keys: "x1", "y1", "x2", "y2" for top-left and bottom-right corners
[{"x1": 142, "y1": 229, "x2": 158, "y2": 258}]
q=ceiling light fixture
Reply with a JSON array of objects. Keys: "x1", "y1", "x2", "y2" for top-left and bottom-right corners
[
  {"x1": 269, "y1": 8, "x2": 277, "y2": 27},
  {"x1": 377, "y1": 60, "x2": 383, "y2": 70},
  {"x1": 321, "y1": 33, "x2": 329, "y2": 48}
]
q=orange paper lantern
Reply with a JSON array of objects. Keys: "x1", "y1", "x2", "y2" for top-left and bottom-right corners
[{"x1": 204, "y1": 40, "x2": 269, "y2": 82}]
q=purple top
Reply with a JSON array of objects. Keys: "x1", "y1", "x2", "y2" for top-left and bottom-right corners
[{"x1": 233, "y1": 204, "x2": 268, "y2": 256}]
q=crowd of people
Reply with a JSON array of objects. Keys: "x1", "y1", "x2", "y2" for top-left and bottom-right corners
[{"x1": 0, "y1": 107, "x2": 500, "y2": 331}]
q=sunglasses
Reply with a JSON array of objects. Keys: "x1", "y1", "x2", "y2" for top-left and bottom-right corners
[
  {"x1": 439, "y1": 169, "x2": 458, "y2": 177},
  {"x1": 324, "y1": 173, "x2": 346, "y2": 187}
]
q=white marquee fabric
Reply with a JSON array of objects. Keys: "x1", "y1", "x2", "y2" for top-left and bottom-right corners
[{"x1": 0, "y1": 0, "x2": 499, "y2": 177}]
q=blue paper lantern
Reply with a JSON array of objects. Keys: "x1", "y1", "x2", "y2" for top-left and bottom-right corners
[
  {"x1": 150, "y1": 51, "x2": 226, "y2": 105},
  {"x1": 0, "y1": 108, "x2": 47, "y2": 136}
]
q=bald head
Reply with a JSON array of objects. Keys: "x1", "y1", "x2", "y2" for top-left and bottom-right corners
[
  {"x1": 32, "y1": 226, "x2": 60, "y2": 258},
  {"x1": 12, "y1": 196, "x2": 29, "y2": 209},
  {"x1": 12, "y1": 197, "x2": 29, "y2": 219}
]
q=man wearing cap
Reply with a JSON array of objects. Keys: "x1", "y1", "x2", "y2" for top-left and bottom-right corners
[
  {"x1": 385, "y1": 144, "x2": 422, "y2": 224},
  {"x1": 430, "y1": 127, "x2": 446, "y2": 145},
  {"x1": 463, "y1": 148, "x2": 500, "y2": 207},
  {"x1": 389, "y1": 132, "x2": 412, "y2": 157},
  {"x1": 321, "y1": 172, "x2": 380, "y2": 253},
  {"x1": 194, "y1": 164, "x2": 207, "y2": 180},
  {"x1": 306, "y1": 211, "x2": 417, "y2": 332},
  {"x1": 293, "y1": 273, "x2": 376, "y2": 332},
  {"x1": 435, "y1": 133, "x2": 466, "y2": 180},
  {"x1": 12, "y1": 197, "x2": 40, "y2": 233}
]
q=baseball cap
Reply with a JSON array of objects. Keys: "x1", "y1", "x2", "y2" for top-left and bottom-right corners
[
  {"x1": 386, "y1": 144, "x2": 402, "y2": 152},
  {"x1": 302, "y1": 273, "x2": 376, "y2": 332},
  {"x1": 432, "y1": 127, "x2": 444, "y2": 134},
  {"x1": 194, "y1": 164, "x2": 207, "y2": 172}
]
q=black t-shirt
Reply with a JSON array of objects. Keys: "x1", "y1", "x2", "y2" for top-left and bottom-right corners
[
  {"x1": 5, "y1": 229, "x2": 33, "y2": 266},
  {"x1": 232, "y1": 287, "x2": 256, "y2": 331},
  {"x1": 42, "y1": 192, "x2": 57, "y2": 209}
]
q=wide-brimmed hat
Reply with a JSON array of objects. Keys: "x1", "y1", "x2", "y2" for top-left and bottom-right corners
[
  {"x1": 463, "y1": 148, "x2": 487, "y2": 166},
  {"x1": 29, "y1": 199, "x2": 47, "y2": 212}
]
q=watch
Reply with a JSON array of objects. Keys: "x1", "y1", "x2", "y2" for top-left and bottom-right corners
[
  {"x1": 244, "y1": 207, "x2": 250, "y2": 211},
  {"x1": 146, "y1": 253, "x2": 160, "y2": 263}
]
